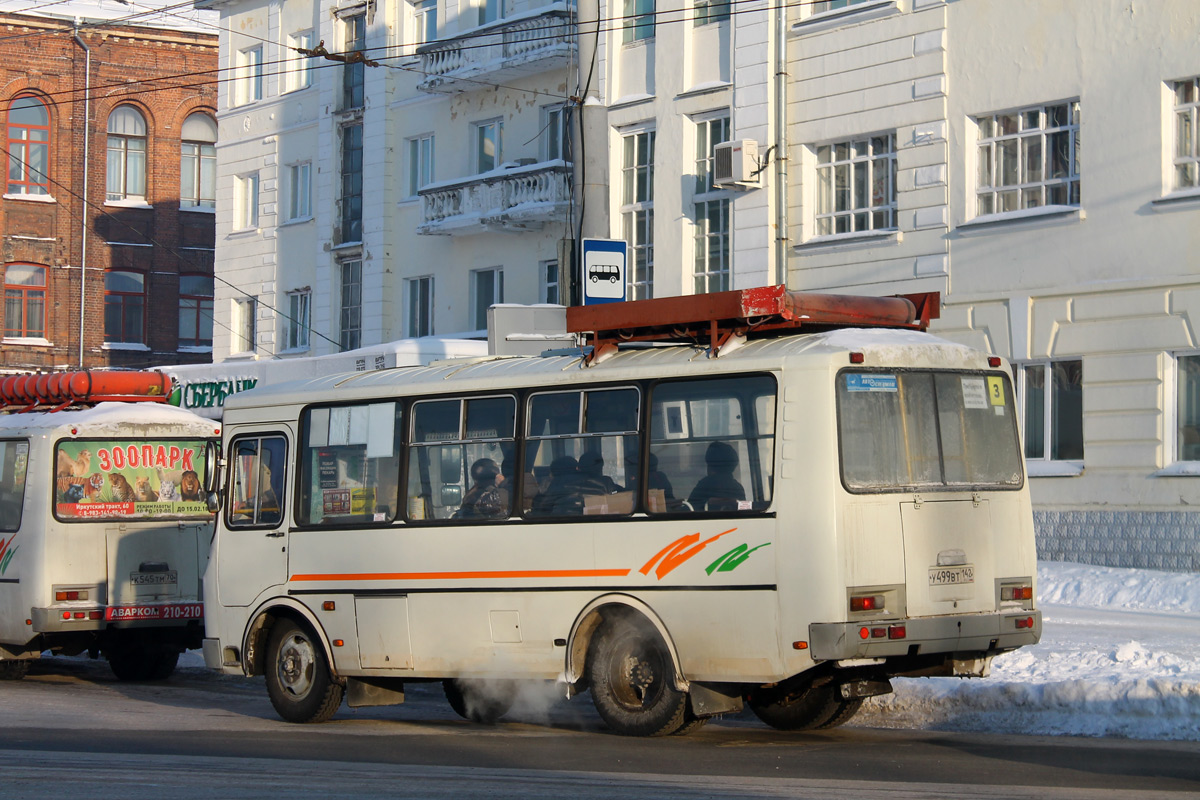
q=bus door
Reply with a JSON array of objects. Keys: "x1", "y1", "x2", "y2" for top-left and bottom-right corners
[{"x1": 217, "y1": 433, "x2": 290, "y2": 607}]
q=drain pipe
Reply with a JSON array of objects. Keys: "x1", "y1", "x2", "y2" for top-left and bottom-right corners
[
  {"x1": 73, "y1": 21, "x2": 91, "y2": 369},
  {"x1": 773, "y1": 3, "x2": 789, "y2": 287}
]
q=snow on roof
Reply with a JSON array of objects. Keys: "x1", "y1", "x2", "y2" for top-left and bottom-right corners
[
  {"x1": 0, "y1": 0, "x2": 219, "y2": 35},
  {"x1": 0, "y1": 401, "x2": 219, "y2": 435}
]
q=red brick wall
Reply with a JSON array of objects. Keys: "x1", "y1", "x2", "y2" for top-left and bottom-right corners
[{"x1": 0, "y1": 13, "x2": 217, "y2": 372}]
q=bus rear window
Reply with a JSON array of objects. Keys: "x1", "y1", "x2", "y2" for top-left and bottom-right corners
[
  {"x1": 1, "y1": 440, "x2": 29, "y2": 532},
  {"x1": 54, "y1": 439, "x2": 214, "y2": 520},
  {"x1": 837, "y1": 371, "x2": 1023, "y2": 492}
]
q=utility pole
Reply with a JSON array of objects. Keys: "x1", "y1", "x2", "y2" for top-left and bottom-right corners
[{"x1": 569, "y1": 0, "x2": 607, "y2": 307}]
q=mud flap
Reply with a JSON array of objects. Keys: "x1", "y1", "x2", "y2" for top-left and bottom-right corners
[
  {"x1": 839, "y1": 678, "x2": 893, "y2": 700},
  {"x1": 346, "y1": 676, "x2": 406, "y2": 708},
  {"x1": 688, "y1": 682, "x2": 744, "y2": 718}
]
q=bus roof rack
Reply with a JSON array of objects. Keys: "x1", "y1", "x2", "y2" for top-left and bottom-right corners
[
  {"x1": 566, "y1": 286, "x2": 940, "y2": 364},
  {"x1": 0, "y1": 370, "x2": 172, "y2": 413}
]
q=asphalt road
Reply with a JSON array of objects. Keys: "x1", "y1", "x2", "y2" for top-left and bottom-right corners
[{"x1": 1, "y1": 655, "x2": 1198, "y2": 799}]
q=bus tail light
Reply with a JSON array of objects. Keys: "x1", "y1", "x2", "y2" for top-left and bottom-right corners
[
  {"x1": 1001, "y1": 585, "x2": 1033, "y2": 601},
  {"x1": 888, "y1": 625, "x2": 906, "y2": 639},
  {"x1": 988, "y1": 356, "x2": 1002, "y2": 367},
  {"x1": 850, "y1": 594, "x2": 884, "y2": 613},
  {"x1": 849, "y1": 352, "x2": 865, "y2": 364},
  {"x1": 1015, "y1": 616, "x2": 1035, "y2": 629},
  {"x1": 55, "y1": 590, "x2": 89, "y2": 601}
]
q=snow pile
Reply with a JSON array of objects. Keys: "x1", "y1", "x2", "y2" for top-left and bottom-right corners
[{"x1": 857, "y1": 561, "x2": 1200, "y2": 741}]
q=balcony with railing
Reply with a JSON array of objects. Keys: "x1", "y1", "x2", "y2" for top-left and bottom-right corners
[
  {"x1": 416, "y1": 4, "x2": 575, "y2": 93},
  {"x1": 417, "y1": 160, "x2": 572, "y2": 235}
]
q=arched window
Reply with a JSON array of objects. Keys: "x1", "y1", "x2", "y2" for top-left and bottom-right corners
[
  {"x1": 107, "y1": 106, "x2": 147, "y2": 201},
  {"x1": 180, "y1": 113, "x2": 217, "y2": 209},
  {"x1": 7, "y1": 95, "x2": 50, "y2": 196},
  {"x1": 104, "y1": 270, "x2": 145, "y2": 343},
  {"x1": 179, "y1": 273, "x2": 214, "y2": 348},
  {"x1": 3, "y1": 264, "x2": 47, "y2": 338}
]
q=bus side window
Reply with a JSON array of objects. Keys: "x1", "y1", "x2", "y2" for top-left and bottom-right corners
[
  {"x1": 228, "y1": 435, "x2": 287, "y2": 528},
  {"x1": 0, "y1": 440, "x2": 29, "y2": 533},
  {"x1": 649, "y1": 376, "x2": 776, "y2": 515}
]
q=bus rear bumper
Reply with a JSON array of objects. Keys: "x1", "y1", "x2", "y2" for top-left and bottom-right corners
[{"x1": 809, "y1": 610, "x2": 1041, "y2": 663}]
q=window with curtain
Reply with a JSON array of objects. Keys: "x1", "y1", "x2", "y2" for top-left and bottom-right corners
[
  {"x1": 4, "y1": 264, "x2": 47, "y2": 339},
  {"x1": 106, "y1": 106, "x2": 147, "y2": 202},
  {"x1": 178, "y1": 274, "x2": 214, "y2": 348},
  {"x1": 104, "y1": 270, "x2": 145, "y2": 343},
  {"x1": 7, "y1": 95, "x2": 50, "y2": 196},
  {"x1": 180, "y1": 113, "x2": 216, "y2": 209}
]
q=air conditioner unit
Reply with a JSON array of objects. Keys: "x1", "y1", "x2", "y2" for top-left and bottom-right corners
[{"x1": 713, "y1": 139, "x2": 761, "y2": 189}]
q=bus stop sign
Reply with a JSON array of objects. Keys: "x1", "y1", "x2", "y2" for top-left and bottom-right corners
[{"x1": 581, "y1": 239, "x2": 627, "y2": 305}]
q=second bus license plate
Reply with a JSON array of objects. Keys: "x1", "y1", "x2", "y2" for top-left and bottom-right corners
[{"x1": 929, "y1": 565, "x2": 974, "y2": 586}]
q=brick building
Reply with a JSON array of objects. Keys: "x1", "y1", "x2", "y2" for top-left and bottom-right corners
[{"x1": 0, "y1": 6, "x2": 217, "y2": 373}]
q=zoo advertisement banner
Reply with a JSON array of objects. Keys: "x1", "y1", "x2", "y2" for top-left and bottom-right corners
[{"x1": 55, "y1": 439, "x2": 212, "y2": 520}]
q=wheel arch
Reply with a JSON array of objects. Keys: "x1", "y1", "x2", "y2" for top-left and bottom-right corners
[
  {"x1": 242, "y1": 598, "x2": 337, "y2": 679},
  {"x1": 565, "y1": 594, "x2": 688, "y2": 692}
]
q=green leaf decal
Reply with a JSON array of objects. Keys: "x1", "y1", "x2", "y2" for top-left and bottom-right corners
[{"x1": 704, "y1": 542, "x2": 771, "y2": 575}]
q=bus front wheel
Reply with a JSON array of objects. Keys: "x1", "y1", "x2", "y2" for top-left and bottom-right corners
[
  {"x1": 587, "y1": 618, "x2": 690, "y2": 736},
  {"x1": 748, "y1": 681, "x2": 861, "y2": 731},
  {"x1": 264, "y1": 618, "x2": 343, "y2": 724}
]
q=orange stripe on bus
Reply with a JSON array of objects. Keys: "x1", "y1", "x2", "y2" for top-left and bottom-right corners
[{"x1": 289, "y1": 568, "x2": 633, "y2": 582}]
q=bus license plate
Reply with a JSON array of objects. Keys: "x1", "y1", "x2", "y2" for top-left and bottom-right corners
[
  {"x1": 131, "y1": 571, "x2": 178, "y2": 586},
  {"x1": 929, "y1": 565, "x2": 974, "y2": 586}
]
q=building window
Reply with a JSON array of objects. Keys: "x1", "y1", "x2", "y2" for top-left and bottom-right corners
[
  {"x1": 341, "y1": 124, "x2": 364, "y2": 242},
  {"x1": 1019, "y1": 361, "x2": 1083, "y2": 463},
  {"x1": 106, "y1": 106, "x2": 147, "y2": 202},
  {"x1": 693, "y1": 0, "x2": 729, "y2": 26},
  {"x1": 471, "y1": 267, "x2": 503, "y2": 331},
  {"x1": 6, "y1": 95, "x2": 50, "y2": 196},
  {"x1": 180, "y1": 113, "x2": 217, "y2": 210},
  {"x1": 540, "y1": 259, "x2": 559, "y2": 304},
  {"x1": 340, "y1": 259, "x2": 362, "y2": 351},
  {"x1": 406, "y1": 276, "x2": 433, "y2": 338},
  {"x1": 1172, "y1": 77, "x2": 1199, "y2": 191},
  {"x1": 478, "y1": 0, "x2": 502, "y2": 26},
  {"x1": 233, "y1": 297, "x2": 257, "y2": 353},
  {"x1": 178, "y1": 274, "x2": 214, "y2": 349},
  {"x1": 407, "y1": 134, "x2": 434, "y2": 197},
  {"x1": 412, "y1": 0, "x2": 437, "y2": 45},
  {"x1": 541, "y1": 104, "x2": 572, "y2": 163},
  {"x1": 812, "y1": 0, "x2": 870, "y2": 12},
  {"x1": 104, "y1": 270, "x2": 145, "y2": 344},
  {"x1": 236, "y1": 172, "x2": 260, "y2": 230},
  {"x1": 287, "y1": 30, "x2": 315, "y2": 91},
  {"x1": 342, "y1": 13, "x2": 366, "y2": 110},
  {"x1": 623, "y1": 0, "x2": 654, "y2": 43},
  {"x1": 285, "y1": 289, "x2": 310, "y2": 350},
  {"x1": 237, "y1": 45, "x2": 264, "y2": 105},
  {"x1": 622, "y1": 129, "x2": 655, "y2": 300},
  {"x1": 473, "y1": 119, "x2": 502, "y2": 173},
  {"x1": 693, "y1": 114, "x2": 731, "y2": 294},
  {"x1": 815, "y1": 133, "x2": 896, "y2": 236},
  {"x1": 975, "y1": 101, "x2": 1080, "y2": 216},
  {"x1": 3, "y1": 264, "x2": 46, "y2": 339},
  {"x1": 287, "y1": 162, "x2": 312, "y2": 221}
]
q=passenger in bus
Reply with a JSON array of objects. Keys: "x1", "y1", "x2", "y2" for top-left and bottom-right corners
[
  {"x1": 530, "y1": 455, "x2": 587, "y2": 516},
  {"x1": 687, "y1": 441, "x2": 745, "y2": 512},
  {"x1": 578, "y1": 452, "x2": 622, "y2": 494},
  {"x1": 455, "y1": 458, "x2": 508, "y2": 519}
]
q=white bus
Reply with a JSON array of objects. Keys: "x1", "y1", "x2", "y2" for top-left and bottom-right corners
[
  {"x1": 203, "y1": 291, "x2": 1041, "y2": 736},
  {"x1": 0, "y1": 372, "x2": 220, "y2": 681}
]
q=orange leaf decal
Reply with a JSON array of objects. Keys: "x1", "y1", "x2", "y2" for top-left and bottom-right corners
[{"x1": 638, "y1": 528, "x2": 738, "y2": 580}]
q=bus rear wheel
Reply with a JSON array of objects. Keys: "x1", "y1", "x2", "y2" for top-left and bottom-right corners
[
  {"x1": 748, "y1": 680, "x2": 861, "y2": 731},
  {"x1": 265, "y1": 618, "x2": 343, "y2": 724},
  {"x1": 587, "y1": 618, "x2": 688, "y2": 736},
  {"x1": 106, "y1": 640, "x2": 179, "y2": 682},
  {"x1": 443, "y1": 679, "x2": 516, "y2": 723},
  {"x1": 0, "y1": 660, "x2": 30, "y2": 680}
]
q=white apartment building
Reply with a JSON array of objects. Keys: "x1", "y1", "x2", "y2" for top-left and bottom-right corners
[
  {"x1": 784, "y1": 0, "x2": 1200, "y2": 571},
  {"x1": 198, "y1": 0, "x2": 577, "y2": 359}
]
